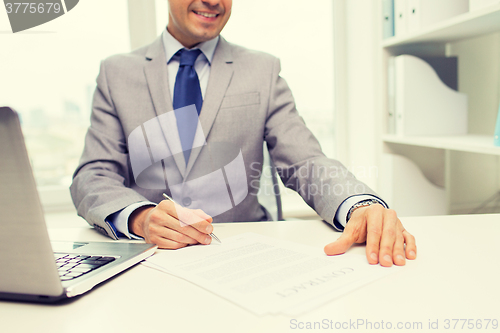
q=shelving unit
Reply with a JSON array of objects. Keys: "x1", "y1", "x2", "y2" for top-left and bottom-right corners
[
  {"x1": 378, "y1": 2, "x2": 500, "y2": 216},
  {"x1": 382, "y1": 4, "x2": 500, "y2": 48},
  {"x1": 383, "y1": 134, "x2": 500, "y2": 156}
]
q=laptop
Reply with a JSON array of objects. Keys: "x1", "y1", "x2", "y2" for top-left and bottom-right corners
[{"x1": 0, "y1": 107, "x2": 157, "y2": 302}]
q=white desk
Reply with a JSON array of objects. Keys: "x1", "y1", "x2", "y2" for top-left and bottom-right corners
[{"x1": 1, "y1": 213, "x2": 499, "y2": 333}]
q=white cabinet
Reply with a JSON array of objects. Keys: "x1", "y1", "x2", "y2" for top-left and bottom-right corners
[{"x1": 379, "y1": 2, "x2": 500, "y2": 215}]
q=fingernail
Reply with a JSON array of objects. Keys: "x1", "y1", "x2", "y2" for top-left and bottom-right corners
[
  {"x1": 397, "y1": 254, "x2": 404, "y2": 262},
  {"x1": 370, "y1": 253, "x2": 378, "y2": 262},
  {"x1": 410, "y1": 250, "x2": 416, "y2": 258},
  {"x1": 204, "y1": 236, "x2": 211, "y2": 244},
  {"x1": 206, "y1": 225, "x2": 213, "y2": 233},
  {"x1": 383, "y1": 254, "x2": 392, "y2": 263}
]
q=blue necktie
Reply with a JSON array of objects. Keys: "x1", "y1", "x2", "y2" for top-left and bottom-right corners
[{"x1": 173, "y1": 49, "x2": 203, "y2": 164}]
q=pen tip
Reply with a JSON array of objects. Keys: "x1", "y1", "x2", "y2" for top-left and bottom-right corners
[{"x1": 211, "y1": 234, "x2": 221, "y2": 243}]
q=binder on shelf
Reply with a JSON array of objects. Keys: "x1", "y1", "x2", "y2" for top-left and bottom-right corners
[
  {"x1": 407, "y1": 0, "x2": 421, "y2": 33},
  {"x1": 407, "y1": 0, "x2": 469, "y2": 33},
  {"x1": 494, "y1": 102, "x2": 500, "y2": 146},
  {"x1": 382, "y1": 0, "x2": 395, "y2": 39},
  {"x1": 394, "y1": 55, "x2": 467, "y2": 136},
  {"x1": 394, "y1": 0, "x2": 408, "y2": 36},
  {"x1": 387, "y1": 57, "x2": 396, "y2": 134},
  {"x1": 388, "y1": 55, "x2": 459, "y2": 134}
]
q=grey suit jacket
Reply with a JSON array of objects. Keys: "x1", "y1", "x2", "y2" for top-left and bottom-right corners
[{"x1": 70, "y1": 35, "x2": 379, "y2": 239}]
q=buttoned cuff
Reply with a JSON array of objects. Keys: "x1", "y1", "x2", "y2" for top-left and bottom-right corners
[{"x1": 106, "y1": 202, "x2": 156, "y2": 239}]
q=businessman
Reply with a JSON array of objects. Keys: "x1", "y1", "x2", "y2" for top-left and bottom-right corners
[{"x1": 71, "y1": 0, "x2": 416, "y2": 267}]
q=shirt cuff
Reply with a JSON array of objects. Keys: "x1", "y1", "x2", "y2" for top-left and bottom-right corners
[
  {"x1": 333, "y1": 195, "x2": 388, "y2": 231},
  {"x1": 106, "y1": 202, "x2": 156, "y2": 239}
]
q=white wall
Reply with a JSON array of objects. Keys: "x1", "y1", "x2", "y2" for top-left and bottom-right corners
[
  {"x1": 0, "y1": 0, "x2": 131, "y2": 212},
  {"x1": 447, "y1": 33, "x2": 500, "y2": 213},
  {"x1": 342, "y1": 0, "x2": 381, "y2": 191}
]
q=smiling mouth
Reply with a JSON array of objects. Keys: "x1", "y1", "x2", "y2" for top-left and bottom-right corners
[{"x1": 193, "y1": 11, "x2": 219, "y2": 18}]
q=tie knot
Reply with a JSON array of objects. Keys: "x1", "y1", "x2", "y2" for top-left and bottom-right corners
[{"x1": 178, "y1": 49, "x2": 202, "y2": 67}]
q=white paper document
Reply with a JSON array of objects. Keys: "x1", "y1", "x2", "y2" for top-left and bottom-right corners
[{"x1": 143, "y1": 233, "x2": 401, "y2": 316}]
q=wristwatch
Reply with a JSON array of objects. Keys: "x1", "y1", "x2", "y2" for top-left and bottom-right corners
[{"x1": 346, "y1": 199, "x2": 381, "y2": 222}]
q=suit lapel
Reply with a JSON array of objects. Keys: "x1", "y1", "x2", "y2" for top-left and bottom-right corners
[
  {"x1": 185, "y1": 37, "x2": 234, "y2": 176},
  {"x1": 144, "y1": 36, "x2": 187, "y2": 176}
]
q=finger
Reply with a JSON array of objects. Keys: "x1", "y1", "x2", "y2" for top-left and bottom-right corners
[
  {"x1": 365, "y1": 206, "x2": 384, "y2": 265},
  {"x1": 143, "y1": 219, "x2": 192, "y2": 250},
  {"x1": 157, "y1": 200, "x2": 212, "y2": 234},
  {"x1": 392, "y1": 225, "x2": 406, "y2": 266},
  {"x1": 149, "y1": 223, "x2": 199, "y2": 245},
  {"x1": 194, "y1": 209, "x2": 213, "y2": 223},
  {"x1": 148, "y1": 205, "x2": 212, "y2": 245},
  {"x1": 149, "y1": 235, "x2": 190, "y2": 250},
  {"x1": 324, "y1": 231, "x2": 355, "y2": 256},
  {"x1": 378, "y1": 209, "x2": 398, "y2": 267},
  {"x1": 163, "y1": 218, "x2": 212, "y2": 245},
  {"x1": 162, "y1": 201, "x2": 211, "y2": 230},
  {"x1": 403, "y1": 229, "x2": 417, "y2": 260},
  {"x1": 178, "y1": 209, "x2": 214, "y2": 236}
]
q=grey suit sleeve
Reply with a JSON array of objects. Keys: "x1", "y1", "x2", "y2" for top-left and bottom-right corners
[
  {"x1": 70, "y1": 60, "x2": 151, "y2": 239},
  {"x1": 264, "y1": 58, "x2": 385, "y2": 227}
]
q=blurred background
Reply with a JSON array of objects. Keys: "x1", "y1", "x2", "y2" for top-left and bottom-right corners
[{"x1": 2, "y1": 0, "x2": 500, "y2": 219}]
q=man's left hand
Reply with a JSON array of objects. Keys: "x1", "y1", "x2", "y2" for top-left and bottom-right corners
[{"x1": 323, "y1": 204, "x2": 417, "y2": 266}]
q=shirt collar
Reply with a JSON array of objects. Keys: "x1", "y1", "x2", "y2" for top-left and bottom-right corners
[{"x1": 162, "y1": 28, "x2": 219, "y2": 65}]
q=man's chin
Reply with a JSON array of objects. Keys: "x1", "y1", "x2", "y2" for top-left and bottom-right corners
[{"x1": 191, "y1": 30, "x2": 221, "y2": 43}]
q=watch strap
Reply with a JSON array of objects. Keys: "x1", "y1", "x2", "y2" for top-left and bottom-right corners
[{"x1": 346, "y1": 199, "x2": 382, "y2": 222}]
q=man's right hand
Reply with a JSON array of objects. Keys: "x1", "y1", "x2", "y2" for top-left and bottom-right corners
[{"x1": 129, "y1": 200, "x2": 214, "y2": 249}]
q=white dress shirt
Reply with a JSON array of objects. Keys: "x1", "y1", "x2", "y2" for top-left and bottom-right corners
[
  {"x1": 163, "y1": 31, "x2": 218, "y2": 99},
  {"x1": 108, "y1": 30, "x2": 218, "y2": 239},
  {"x1": 108, "y1": 30, "x2": 385, "y2": 238}
]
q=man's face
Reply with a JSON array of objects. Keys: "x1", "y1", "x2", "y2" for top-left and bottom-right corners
[{"x1": 167, "y1": 0, "x2": 232, "y2": 48}]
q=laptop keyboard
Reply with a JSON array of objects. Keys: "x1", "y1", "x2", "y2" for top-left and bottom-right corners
[{"x1": 54, "y1": 253, "x2": 118, "y2": 281}]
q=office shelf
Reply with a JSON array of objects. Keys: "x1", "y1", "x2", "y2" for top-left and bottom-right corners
[
  {"x1": 382, "y1": 4, "x2": 500, "y2": 48},
  {"x1": 383, "y1": 134, "x2": 500, "y2": 156},
  {"x1": 378, "y1": 1, "x2": 500, "y2": 216}
]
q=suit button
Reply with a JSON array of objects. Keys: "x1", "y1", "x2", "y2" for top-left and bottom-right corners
[{"x1": 182, "y1": 197, "x2": 192, "y2": 207}]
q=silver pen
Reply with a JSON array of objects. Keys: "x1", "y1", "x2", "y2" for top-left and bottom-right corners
[{"x1": 162, "y1": 193, "x2": 221, "y2": 243}]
